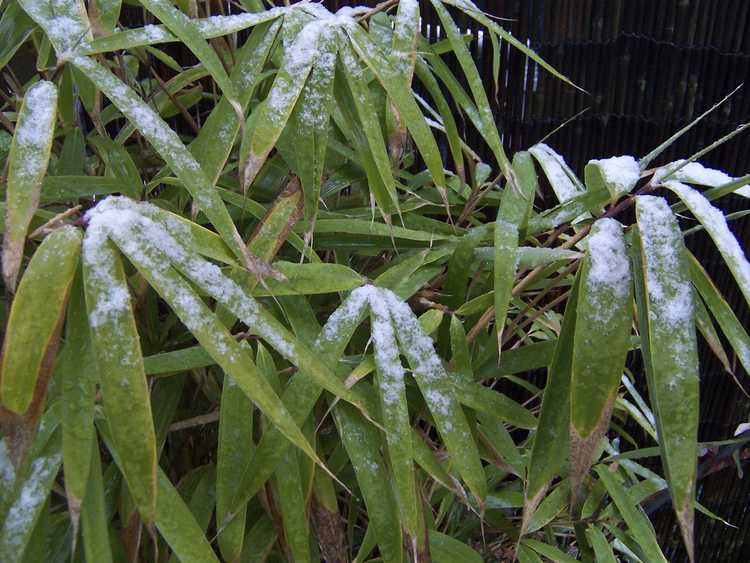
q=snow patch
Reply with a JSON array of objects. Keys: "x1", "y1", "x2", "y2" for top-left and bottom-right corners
[{"x1": 590, "y1": 155, "x2": 640, "y2": 197}]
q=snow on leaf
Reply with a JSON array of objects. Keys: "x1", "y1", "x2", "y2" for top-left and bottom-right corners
[{"x1": 666, "y1": 181, "x2": 750, "y2": 308}]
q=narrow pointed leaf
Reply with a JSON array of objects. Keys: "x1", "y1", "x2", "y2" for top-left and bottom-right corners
[
  {"x1": 689, "y1": 254, "x2": 750, "y2": 376},
  {"x1": 633, "y1": 195, "x2": 699, "y2": 561},
  {"x1": 369, "y1": 287, "x2": 419, "y2": 539},
  {"x1": 242, "y1": 20, "x2": 322, "y2": 189},
  {"x1": 1, "y1": 226, "x2": 80, "y2": 414},
  {"x1": 523, "y1": 273, "x2": 581, "y2": 531},
  {"x1": 594, "y1": 465, "x2": 667, "y2": 562},
  {"x1": 665, "y1": 181, "x2": 750, "y2": 309},
  {"x1": 569, "y1": 219, "x2": 632, "y2": 508},
  {"x1": 82, "y1": 228, "x2": 157, "y2": 522},
  {"x1": 2, "y1": 80, "x2": 57, "y2": 291},
  {"x1": 69, "y1": 55, "x2": 253, "y2": 269}
]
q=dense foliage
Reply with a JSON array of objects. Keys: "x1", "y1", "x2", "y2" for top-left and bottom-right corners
[{"x1": 1, "y1": 0, "x2": 749, "y2": 561}]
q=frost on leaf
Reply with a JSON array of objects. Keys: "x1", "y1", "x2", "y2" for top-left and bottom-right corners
[
  {"x1": 84, "y1": 197, "x2": 294, "y2": 362},
  {"x1": 0, "y1": 450, "x2": 61, "y2": 554}
]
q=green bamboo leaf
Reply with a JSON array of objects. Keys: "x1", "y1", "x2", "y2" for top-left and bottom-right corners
[
  {"x1": 82, "y1": 228, "x2": 157, "y2": 523},
  {"x1": 689, "y1": 254, "x2": 750, "y2": 376},
  {"x1": 137, "y1": 0, "x2": 238, "y2": 108},
  {"x1": 83, "y1": 8, "x2": 284, "y2": 53},
  {"x1": 0, "y1": 431, "x2": 62, "y2": 563},
  {"x1": 1, "y1": 227, "x2": 80, "y2": 414},
  {"x1": 2, "y1": 80, "x2": 57, "y2": 291},
  {"x1": 240, "y1": 515, "x2": 277, "y2": 563},
  {"x1": 383, "y1": 288, "x2": 487, "y2": 503},
  {"x1": 216, "y1": 372, "x2": 254, "y2": 562},
  {"x1": 369, "y1": 287, "x2": 419, "y2": 541},
  {"x1": 523, "y1": 273, "x2": 580, "y2": 533},
  {"x1": 80, "y1": 445, "x2": 113, "y2": 563},
  {"x1": 0, "y1": 0, "x2": 35, "y2": 72},
  {"x1": 242, "y1": 19, "x2": 322, "y2": 190},
  {"x1": 154, "y1": 469, "x2": 220, "y2": 563},
  {"x1": 345, "y1": 22, "x2": 447, "y2": 191},
  {"x1": 569, "y1": 219, "x2": 632, "y2": 509},
  {"x1": 429, "y1": 0, "x2": 513, "y2": 178},
  {"x1": 529, "y1": 144, "x2": 587, "y2": 207},
  {"x1": 526, "y1": 480, "x2": 569, "y2": 533},
  {"x1": 586, "y1": 525, "x2": 617, "y2": 563},
  {"x1": 248, "y1": 262, "x2": 363, "y2": 296},
  {"x1": 429, "y1": 530, "x2": 483, "y2": 563},
  {"x1": 494, "y1": 151, "x2": 538, "y2": 352},
  {"x1": 453, "y1": 379, "x2": 536, "y2": 429},
  {"x1": 653, "y1": 159, "x2": 750, "y2": 200},
  {"x1": 59, "y1": 268, "x2": 97, "y2": 535},
  {"x1": 521, "y1": 539, "x2": 578, "y2": 563},
  {"x1": 336, "y1": 39, "x2": 399, "y2": 215},
  {"x1": 189, "y1": 20, "x2": 281, "y2": 186},
  {"x1": 692, "y1": 288, "x2": 733, "y2": 373},
  {"x1": 272, "y1": 447, "x2": 310, "y2": 563},
  {"x1": 333, "y1": 402, "x2": 404, "y2": 563},
  {"x1": 69, "y1": 55, "x2": 257, "y2": 271},
  {"x1": 585, "y1": 155, "x2": 641, "y2": 202},
  {"x1": 297, "y1": 218, "x2": 451, "y2": 241},
  {"x1": 594, "y1": 465, "x2": 667, "y2": 562},
  {"x1": 277, "y1": 28, "x2": 338, "y2": 221},
  {"x1": 633, "y1": 195, "x2": 699, "y2": 562},
  {"x1": 665, "y1": 181, "x2": 750, "y2": 309}
]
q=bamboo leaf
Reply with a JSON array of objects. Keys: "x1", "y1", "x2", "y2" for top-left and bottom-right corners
[
  {"x1": 495, "y1": 151, "x2": 538, "y2": 352},
  {"x1": 665, "y1": 181, "x2": 750, "y2": 309},
  {"x1": 82, "y1": 228, "x2": 157, "y2": 523},
  {"x1": 69, "y1": 55, "x2": 257, "y2": 271},
  {"x1": 689, "y1": 254, "x2": 750, "y2": 376},
  {"x1": 633, "y1": 195, "x2": 699, "y2": 562},
  {"x1": 594, "y1": 465, "x2": 667, "y2": 562},
  {"x1": 59, "y1": 268, "x2": 97, "y2": 536},
  {"x1": 383, "y1": 288, "x2": 487, "y2": 503},
  {"x1": 523, "y1": 273, "x2": 580, "y2": 532},
  {"x1": 369, "y1": 287, "x2": 419, "y2": 540},
  {"x1": 0, "y1": 431, "x2": 62, "y2": 563},
  {"x1": 585, "y1": 155, "x2": 641, "y2": 202},
  {"x1": 569, "y1": 219, "x2": 632, "y2": 509},
  {"x1": 216, "y1": 371, "x2": 254, "y2": 561},
  {"x1": 80, "y1": 445, "x2": 113, "y2": 563},
  {"x1": 1, "y1": 227, "x2": 81, "y2": 414},
  {"x1": 2, "y1": 80, "x2": 57, "y2": 291},
  {"x1": 242, "y1": 20, "x2": 323, "y2": 190}
]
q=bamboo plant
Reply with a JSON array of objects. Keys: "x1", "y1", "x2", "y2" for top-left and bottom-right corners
[{"x1": 1, "y1": 0, "x2": 749, "y2": 561}]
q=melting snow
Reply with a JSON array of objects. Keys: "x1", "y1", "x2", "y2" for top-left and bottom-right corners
[{"x1": 12, "y1": 81, "x2": 57, "y2": 180}]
